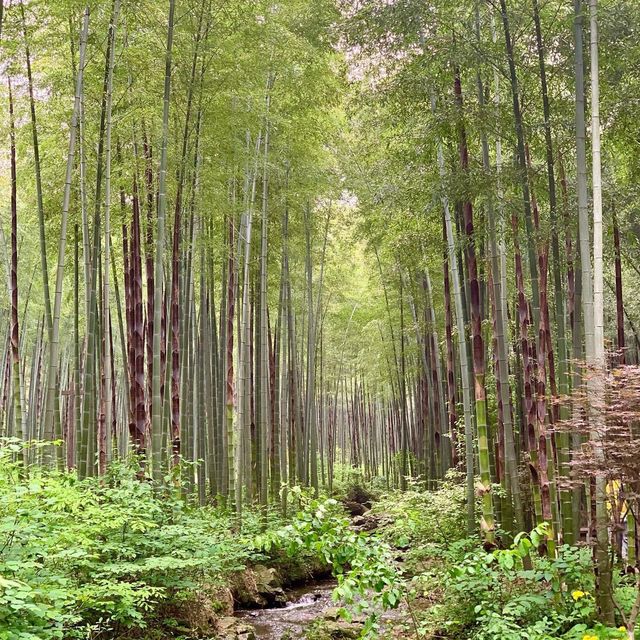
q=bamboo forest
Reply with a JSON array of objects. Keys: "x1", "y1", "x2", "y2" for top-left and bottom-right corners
[{"x1": 3, "y1": 0, "x2": 640, "y2": 638}]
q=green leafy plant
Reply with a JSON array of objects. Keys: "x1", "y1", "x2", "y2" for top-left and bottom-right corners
[
  {"x1": 0, "y1": 445, "x2": 255, "y2": 638},
  {"x1": 254, "y1": 489, "x2": 403, "y2": 637}
]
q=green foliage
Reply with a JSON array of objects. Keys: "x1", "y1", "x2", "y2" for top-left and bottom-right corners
[
  {"x1": 0, "y1": 444, "x2": 255, "y2": 638},
  {"x1": 421, "y1": 523, "x2": 628, "y2": 640},
  {"x1": 358, "y1": 486, "x2": 635, "y2": 640},
  {"x1": 372, "y1": 472, "x2": 467, "y2": 550},
  {"x1": 444, "y1": 528, "x2": 594, "y2": 638},
  {"x1": 327, "y1": 464, "x2": 378, "y2": 504},
  {"x1": 254, "y1": 487, "x2": 403, "y2": 637}
]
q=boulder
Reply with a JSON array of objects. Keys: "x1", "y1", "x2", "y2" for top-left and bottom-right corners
[
  {"x1": 216, "y1": 616, "x2": 256, "y2": 640},
  {"x1": 210, "y1": 586, "x2": 235, "y2": 615},
  {"x1": 324, "y1": 620, "x2": 363, "y2": 639},
  {"x1": 351, "y1": 512, "x2": 382, "y2": 532},
  {"x1": 350, "y1": 515, "x2": 367, "y2": 528},
  {"x1": 157, "y1": 585, "x2": 223, "y2": 635},
  {"x1": 323, "y1": 606, "x2": 343, "y2": 621},
  {"x1": 253, "y1": 564, "x2": 287, "y2": 606},
  {"x1": 343, "y1": 501, "x2": 368, "y2": 516},
  {"x1": 233, "y1": 565, "x2": 287, "y2": 608}
]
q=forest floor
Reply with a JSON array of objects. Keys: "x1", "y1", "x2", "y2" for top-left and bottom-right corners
[{"x1": 0, "y1": 452, "x2": 627, "y2": 640}]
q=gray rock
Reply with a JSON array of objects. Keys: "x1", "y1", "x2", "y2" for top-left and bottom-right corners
[
  {"x1": 343, "y1": 501, "x2": 368, "y2": 516},
  {"x1": 323, "y1": 606, "x2": 343, "y2": 621},
  {"x1": 234, "y1": 565, "x2": 287, "y2": 608},
  {"x1": 216, "y1": 617, "x2": 256, "y2": 640},
  {"x1": 351, "y1": 515, "x2": 367, "y2": 528},
  {"x1": 324, "y1": 620, "x2": 363, "y2": 639},
  {"x1": 351, "y1": 512, "x2": 381, "y2": 532}
]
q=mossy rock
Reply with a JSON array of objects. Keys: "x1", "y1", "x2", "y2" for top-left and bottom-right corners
[
  {"x1": 156, "y1": 586, "x2": 224, "y2": 636},
  {"x1": 216, "y1": 616, "x2": 256, "y2": 639},
  {"x1": 231, "y1": 565, "x2": 287, "y2": 608},
  {"x1": 272, "y1": 554, "x2": 333, "y2": 587},
  {"x1": 304, "y1": 618, "x2": 363, "y2": 640}
]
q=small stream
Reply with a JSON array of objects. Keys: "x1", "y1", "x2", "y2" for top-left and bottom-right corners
[{"x1": 235, "y1": 579, "x2": 338, "y2": 639}]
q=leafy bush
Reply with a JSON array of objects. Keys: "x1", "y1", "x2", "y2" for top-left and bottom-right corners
[
  {"x1": 255, "y1": 487, "x2": 403, "y2": 637},
  {"x1": 0, "y1": 443, "x2": 255, "y2": 639},
  {"x1": 372, "y1": 471, "x2": 468, "y2": 549},
  {"x1": 327, "y1": 463, "x2": 379, "y2": 505},
  {"x1": 433, "y1": 523, "x2": 627, "y2": 640}
]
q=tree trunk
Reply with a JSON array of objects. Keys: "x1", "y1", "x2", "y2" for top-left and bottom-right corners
[
  {"x1": 8, "y1": 79, "x2": 23, "y2": 448},
  {"x1": 44, "y1": 7, "x2": 89, "y2": 464},
  {"x1": 434, "y1": 92, "x2": 475, "y2": 535},
  {"x1": 151, "y1": 0, "x2": 176, "y2": 482},
  {"x1": 589, "y1": 0, "x2": 614, "y2": 623},
  {"x1": 454, "y1": 70, "x2": 494, "y2": 545},
  {"x1": 21, "y1": 2, "x2": 52, "y2": 335}
]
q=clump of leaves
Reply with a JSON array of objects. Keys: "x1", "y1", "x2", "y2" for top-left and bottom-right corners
[
  {"x1": 372, "y1": 471, "x2": 467, "y2": 550},
  {"x1": 0, "y1": 443, "x2": 255, "y2": 639},
  {"x1": 254, "y1": 487, "x2": 404, "y2": 637},
  {"x1": 436, "y1": 523, "x2": 625, "y2": 640}
]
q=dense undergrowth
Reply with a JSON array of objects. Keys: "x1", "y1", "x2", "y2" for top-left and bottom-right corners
[
  {"x1": 1, "y1": 443, "x2": 637, "y2": 640},
  {"x1": 0, "y1": 444, "x2": 259, "y2": 639},
  {"x1": 371, "y1": 473, "x2": 634, "y2": 640},
  {"x1": 0, "y1": 443, "x2": 400, "y2": 640}
]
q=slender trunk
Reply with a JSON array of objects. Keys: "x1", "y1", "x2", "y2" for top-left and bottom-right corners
[
  {"x1": 73, "y1": 224, "x2": 80, "y2": 469},
  {"x1": 532, "y1": 0, "x2": 572, "y2": 542},
  {"x1": 474, "y1": 7, "x2": 523, "y2": 532},
  {"x1": 21, "y1": 3, "x2": 52, "y2": 335},
  {"x1": 143, "y1": 134, "x2": 155, "y2": 452},
  {"x1": 304, "y1": 205, "x2": 330, "y2": 496},
  {"x1": 575, "y1": 0, "x2": 595, "y2": 363},
  {"x1": 613, "y1": 210, "x2": 625, "y2": 364},
  {"x1": 442, "y1": 230, "x2": 458, "y2": 468},
  {"x1": 434, "y1": 93, "x2": 475, "y2": 535},
  {"x1": 259, "y1": 86, "x2": 272, "y2": 506},
  {"x1": 44, "y1": 7, "x2": 89, "y2": 462},
  {"x1": 168, "y1": 7, "x2": 205, "y2": 467},
  {"x1": 236, "y1": 130, "x2": 262, "y2": 509},
  {"x1": 454, "y1": 70, "x2": 494, "y2": 545},
  {"x1": 225, "y1": 211, "x2": 236, "y2": 503},
  {"x1": 82, "y1": 1, "x2": 115, "y2": 476},
  {"x1": 98, "y1": 0, "x2": 120, "y2": 475},
  {"x1": 8, "y1": 79, "x2": 23, "y2": 447},
  {"x1": 589, "y1": 0, "x2": 614, "y2": 623},
  {"x1": 375, "y1": 249, "x2": 407, "y2": 488},
  {"x1": 423, "y1": 269, "x2": 447, "y2": 476},
  {"x1": 151, "y1": 0, "x2": 176, "y2": 482},
  {"x1": 499, "y1": 0, "x2": 540, "y2": 326},
  {"x1": 130, "y1": 168, "x2": 146, "y2": 459}
]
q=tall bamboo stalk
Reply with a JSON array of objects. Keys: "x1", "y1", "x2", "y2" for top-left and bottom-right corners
[
  {"x1": 21, "y1": 2, "x2": 52, "y2": 336},
  {"x1": 44, "y1": 7, "x2": 89, "y2": 463},
  {"x1": 151, "y1": 0, "x2": 176, "y2": 483},
  {"x1": 434, "y1": 93, "x2": 474, "y2": 535},
  {"x1": 454, "y1": 70, "x2": 494, "y2": 545},
  {"x1": 8, "y1": 78, "x2": 23, "y2": 448},
  {"x1": 98, "y1": 0, "x2": 120, "y2": 476},
  {"x1": 589, "y1": 0, "x2": 614, "y2": 623}
]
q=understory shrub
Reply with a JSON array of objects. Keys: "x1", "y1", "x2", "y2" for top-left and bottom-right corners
[
  {"x1": 0, "y1": 442, "x2": 257, "y2": 639},
  {"x1": 254, "y1": 487, "x2": 404, "y2": 637},
  {"x1": 406, "y1": 521, "x2": 629, "y2": 640},
  {"x1": 372, "y1": 471, "x2": 467, "y2": 550},
  {"x1": 0, "y1": 443, "x2": 403, "y2": 640},
  {"x1": 368, "y1": 480, "x2": 633, "y2": 640}
]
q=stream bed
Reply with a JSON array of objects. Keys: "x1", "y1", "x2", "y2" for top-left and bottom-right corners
[{"x1": 234, "y1": 579, "x2": 339, "y2": 639}]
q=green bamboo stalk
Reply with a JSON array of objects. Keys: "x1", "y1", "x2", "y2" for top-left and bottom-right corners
[
  {"x1": 8, "y1": 78, "x2": 23, "y2": 453},
  {"x1": 21, "y1": 3, "x2": 52, "y2": 336},
  {"x1": 44, "y1": 7, "x2": 89, "y2": 465},
  {"x1": 151, "y1": 0, "x2": 176, "y2": 484}
]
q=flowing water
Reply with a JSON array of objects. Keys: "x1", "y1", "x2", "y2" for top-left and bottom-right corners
[{"x1": 234, "y1": 580, "x2": 338, "y2": 639}]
